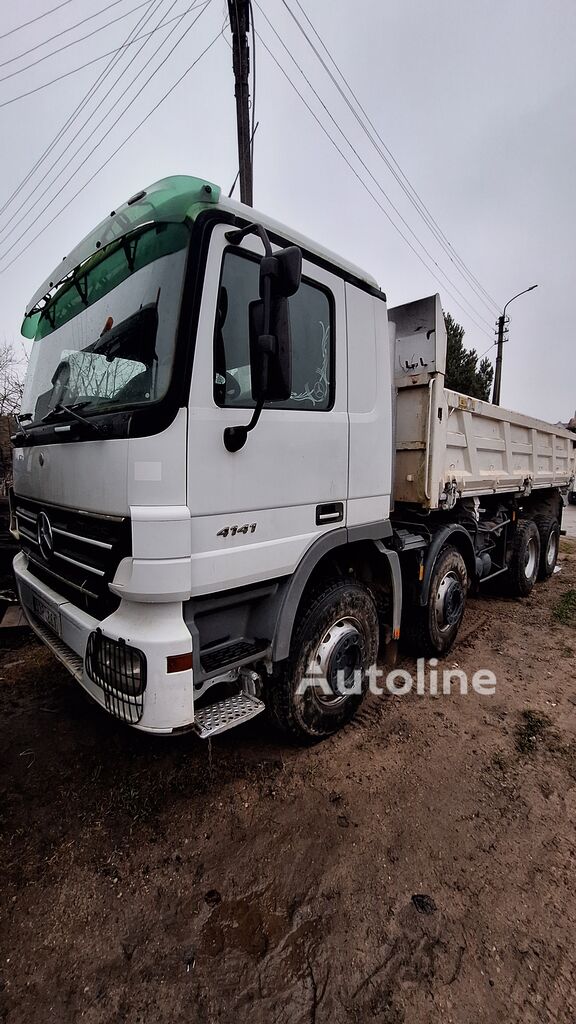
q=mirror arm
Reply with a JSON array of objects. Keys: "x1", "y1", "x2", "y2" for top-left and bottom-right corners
[
  {"x1": 223, "y1": 399, "x2": 264, "y2": 453},
  {"x1": 225, "y1": 222, "x2": 273, "y2": 256}
]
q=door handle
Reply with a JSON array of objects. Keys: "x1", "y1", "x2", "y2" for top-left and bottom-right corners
[{"x1": 316, "y1": 502, "x2": 344, "y2": 526}]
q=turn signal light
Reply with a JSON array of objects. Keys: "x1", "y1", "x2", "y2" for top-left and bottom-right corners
[{"x1": 167, "y1": 652, "x2": 193, "y2": 674}]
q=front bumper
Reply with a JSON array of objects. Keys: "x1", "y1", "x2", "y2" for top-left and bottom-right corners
[{"x1": 13, "y1": 551, "x2": 194, "y2": 734}]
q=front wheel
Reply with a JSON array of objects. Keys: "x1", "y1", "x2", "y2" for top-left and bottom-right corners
[{"x1": 268, "y1": 579, "x2": 379, "y2": 743}]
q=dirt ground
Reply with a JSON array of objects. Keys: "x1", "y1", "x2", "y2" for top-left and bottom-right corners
[{"x1": 1, "y1": 542, "x2": 576, "y2": 1024}]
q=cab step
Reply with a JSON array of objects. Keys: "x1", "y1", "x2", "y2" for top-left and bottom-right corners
[
  {"x1": 199, "y1": 637, "x2": 269, "y2": 677},
  {"x1": 193, "y1": 691, "x2": 265, "y2": 739}
]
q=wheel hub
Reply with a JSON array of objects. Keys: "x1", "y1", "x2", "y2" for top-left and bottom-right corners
[
  {"x1": 313, "y1": 618, "x2": 364, "y2": 705},
  {"x1": 524, "y1": 536, "x2": 538, "y2": 579},
  {"x1": 546, "y1": 530, "x2": 558, "y2": 570},
  {"x1": 435, "y1": 572, "x2": 465, "y2": 632}
]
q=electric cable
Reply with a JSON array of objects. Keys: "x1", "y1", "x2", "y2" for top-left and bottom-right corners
[
  {"x1": 0, "y1": 15, "x2": 222, "y2": 274},
  {"x1": 0, "y1": 0, "x2": 153, "y2": 83},
  {"x1": 255, "y1": 9, "x2": 494, "y2": 337},
  {"x1": 0, "y1": 0, "x2": 198, "y2": 245},
  {"x1": 256, "y1": 27, "x2": 493, "y2": 340},
  {"x1": 0, "y1": 0, "x2": 79, "y2": 42},
  {"x1": 286, "y1": 0, "x2": 501, "y2": 317},
  {"x1": 0, "y1": 0, "x2": 160, "y2": 220},
  {"x1": 0, "y1": 0, "x2": 212, "y2": 264},
  {"x1": 0, "y1": 9, "x2": 192, "y2": 114}
]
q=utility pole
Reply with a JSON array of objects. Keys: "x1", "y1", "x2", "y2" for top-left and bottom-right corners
[
  {"x1": 227, "y1": 0, "x2": 253, "y2": 206},
  {"x1": 492, "y1": 284, "x2": 538, "y2": 405},
  {"x1": 492, "y1": 314, "x2": 507, "y2": 407}
]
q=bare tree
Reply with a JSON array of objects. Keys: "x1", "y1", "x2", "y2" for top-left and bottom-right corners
[
  {"x1": 0, "y1": 341, "x2": 28, "y2": 492},
  {"x1": 0, "y1": 339, "x2": 27, "y2": 417}
]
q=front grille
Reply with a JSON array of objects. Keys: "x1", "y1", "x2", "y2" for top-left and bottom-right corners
[
  {"x1": 85, "y1": 630, "x2": 146, "y2": 724},
  {"x1": 13, "y1": 494, "x2": 131, "y2": 619}
]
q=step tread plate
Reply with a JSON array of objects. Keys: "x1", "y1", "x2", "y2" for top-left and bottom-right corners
[
  {"x1": 200, "y1": 638, "x2": 268, "y2": 675},
  {"x1": 193, "y1": 692, "x2": 265, "y2": 739}
]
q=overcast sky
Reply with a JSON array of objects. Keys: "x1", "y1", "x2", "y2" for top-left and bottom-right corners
[{"x1": 1, "y1": 0, "x2": 575, "y2": 422}]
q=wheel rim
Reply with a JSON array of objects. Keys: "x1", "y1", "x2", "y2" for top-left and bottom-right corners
[
  {"x1": 524, "y1": 536, "x2": 538, "y2": 579},
  {"x1": 546, "y1": 530, "x2": 558, "y2": 570},
  {"x1": 434, "y1": 571, "x2": 465, "y2": 633},
  {"x1": 309, "y1": 616, "x2": 364, "y2": 707}
]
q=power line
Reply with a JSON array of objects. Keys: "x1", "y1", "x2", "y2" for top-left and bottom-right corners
[
  {"x1": 282, "y1": 0, "x2": 501, "y2": 319},
  {"x1": 256, "y1": 2, "x2": 494, "y2": 332},
  {"x1": 1, "y1": 0, "x2": 137, "y2": 70},
  {"x1": 254, "y1": 7, "x2": 494, "y2": 337},
  {"x1": 0, "y1": 0, "x2": 79, "y2": 41},
  {"x1": 0, "y1": 0, "x2": 152, "y2": 83},
  {"x1": 0, "y1": 0, "x2": 211, "y2": 264},
  {"x1": 255, "y1": 28, "x2": 493, "y2": 341},
  {"x1": 478, "y1": 340, "x2": 497, "y2": 361},
  {"x1": 0, "y1": 0, "x2": 196, "y2": 245},
  {"x1": 0, "y1": 9, "x2": 192, "y2": 112},
  {"x1": 278, "y1": 0, "x2": 498, "y2": 319},
  {"x1": 0, "y1": 0, "x2": 160, "y2": 220},
  {"x1": 0, "y1": 9, "x2": 221, "y2": 275}
]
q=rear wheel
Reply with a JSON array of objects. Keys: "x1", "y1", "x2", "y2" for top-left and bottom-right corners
[
  {"x1": 509, "y1": 519, "x2": 540, "y2": 596},
  {"x1": 268, "y1": 579, "x2": 379, "y2": 744},
  {"x1": 402, "y1": 545, "x2": 468, "y2": 658},
  {"x1": 535, "y1": 516, "x2": 560, "y2": 580}
]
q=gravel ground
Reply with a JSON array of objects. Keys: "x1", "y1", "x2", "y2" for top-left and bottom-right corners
[{"x1": 1, "y1": 539, "x2": 576, "y2": 1023}]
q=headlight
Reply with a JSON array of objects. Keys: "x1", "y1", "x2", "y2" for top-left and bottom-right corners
[{"x1": 85, "y1": 630, "x2": 147, "y2": 723}]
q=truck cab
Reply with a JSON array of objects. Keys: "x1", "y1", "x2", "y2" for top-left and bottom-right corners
[{"x1": 11, "y1": 174, "x2": 399, "y2": 740}]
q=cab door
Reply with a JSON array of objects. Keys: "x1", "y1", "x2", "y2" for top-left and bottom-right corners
[{"x1": 187, "y1": 223, "x2": 348, "y2": 597}]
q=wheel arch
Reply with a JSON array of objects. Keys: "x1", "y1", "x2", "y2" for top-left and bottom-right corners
[
  {"x1": 419, "y1": 524, "x2": 476, "y2": 608},
  {"x1": 271, "y1": 523, "x2": 399, "y2": 661}
]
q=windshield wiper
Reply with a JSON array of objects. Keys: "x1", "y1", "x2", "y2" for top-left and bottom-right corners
[{"x1": 42, "y1": 401, "x2": 103, "y2": 435}]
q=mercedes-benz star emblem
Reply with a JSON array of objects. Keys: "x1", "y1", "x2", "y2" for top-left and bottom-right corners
[{"x1": 37, "y1": 511, "x2": 54, "y2": 560}]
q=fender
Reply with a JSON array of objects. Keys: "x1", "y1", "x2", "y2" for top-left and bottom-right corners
[
  {"x1": 419, "y1": 524, "x2": 476, "y2": 607},
  {"x1": 272, "y1": 521, "x2": 393, "y2": 661}
]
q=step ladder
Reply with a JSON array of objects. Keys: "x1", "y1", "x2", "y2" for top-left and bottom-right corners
[{"x1": 193, "y1": 691, "x2": 265, "y2": 739}]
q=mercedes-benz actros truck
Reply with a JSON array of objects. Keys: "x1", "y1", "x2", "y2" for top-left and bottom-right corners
[{"x1": 9, "y1": 176, "x2": 576, "y2": 742}]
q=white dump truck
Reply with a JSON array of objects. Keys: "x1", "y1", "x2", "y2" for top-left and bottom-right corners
[{"x1": 10, "y1": 176, "x2": 576, "y2": 742}]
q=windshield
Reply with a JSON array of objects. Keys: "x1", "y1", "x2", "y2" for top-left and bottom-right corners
[{"x1": 21, "y1": 222, "x2": 189, "y2": 427}]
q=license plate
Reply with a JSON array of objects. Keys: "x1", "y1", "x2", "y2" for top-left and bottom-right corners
[{"x1": 32, "y1": 595, "x2": 61, "y2": 636}]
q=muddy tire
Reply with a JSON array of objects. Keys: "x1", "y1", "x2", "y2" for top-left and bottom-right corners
[
  {"x1": 535, "y1": 516, "x2": 560, "y2": 580},
  {"x1": 402, "y1": 545, "x2": 468, "y2": 658},
  {"x1": 268, "y1": 579, "x2": 379, "y2": 744},
  {"x1": 509, "y1": 519, "x2": 540, "y2": 596}
]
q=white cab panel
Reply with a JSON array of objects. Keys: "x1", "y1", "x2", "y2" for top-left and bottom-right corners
[
  {"x1": 13, "y1": 436, "x2": 129, "y2": 514},
  {"x1": 345, "y1": 283, "x2": 392, "y2": 522},
  {"x1": 187, "y1": 223, "x2": 349, "y2": 594},
  {"x1": 12, "y1": 409, "x2": 188, "y2": 517}
]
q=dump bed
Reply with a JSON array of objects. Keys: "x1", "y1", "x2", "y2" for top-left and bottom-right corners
[{"x1": 389, "y1": 295, "x2": 576, "y2": 510}]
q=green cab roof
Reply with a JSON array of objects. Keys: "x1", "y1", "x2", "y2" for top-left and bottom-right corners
[{"x1": 22, "y1": 175, "x2": 220, "y2": 335}]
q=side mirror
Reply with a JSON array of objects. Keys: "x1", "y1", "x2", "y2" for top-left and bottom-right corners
[
  {"x1": 249, "y1": 296, "x2": 291, "y2": 403},
  {"x1": 248, "y1": 245, "x2": 302, "y2": 404},
  {"x1": 274, "y1": 245, "x2": 302, "y2": 297},
  {"x1": 223, "y1": 225, "x2": 302, "y2": 453}
]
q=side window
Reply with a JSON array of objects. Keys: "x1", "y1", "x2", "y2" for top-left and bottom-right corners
[{"x1": 214, "y1": 250, "x2": 333, "y2": 410}]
